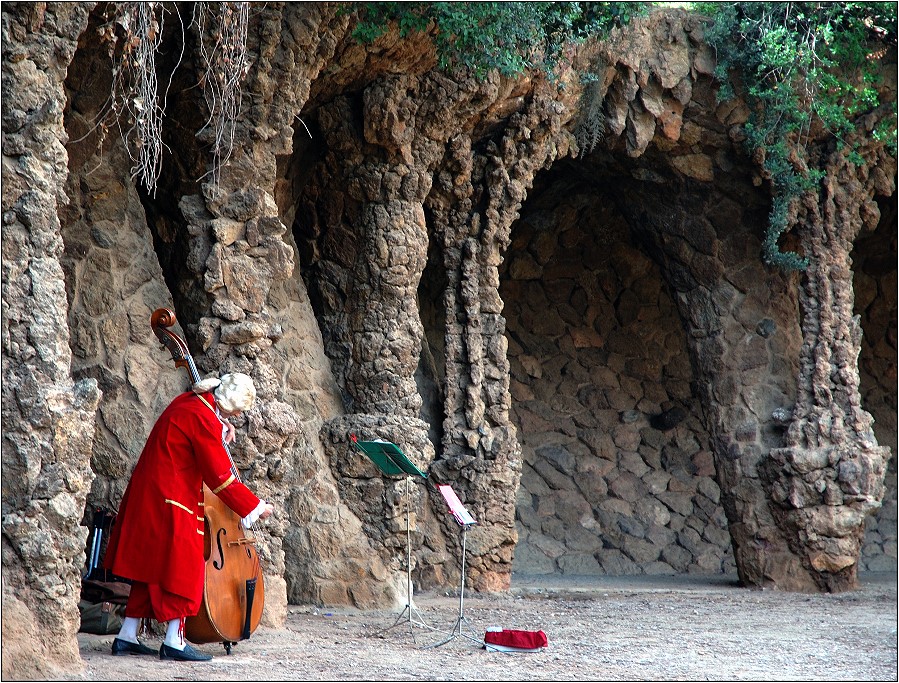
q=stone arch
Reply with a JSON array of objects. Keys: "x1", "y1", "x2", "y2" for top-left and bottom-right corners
[
  {"x1": 45, "y1": 0, "x2": 898, "y2": 609},
  {"x1": 573, "y1": 146, "x2": 809, "y2": 589}
]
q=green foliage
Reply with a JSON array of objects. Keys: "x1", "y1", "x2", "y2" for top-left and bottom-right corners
[
  {"x1": 348, "y1": 2, "x2": 645, "y2": 80},
  {"x1": 700, "y1": 2, "x2": 897, "y2": 271}
]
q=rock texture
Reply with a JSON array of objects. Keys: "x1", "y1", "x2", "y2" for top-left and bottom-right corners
[
  {"x1": 853, "y1": 206, "x2": 898, "y2": 571},
  {"x1": 1, "y1": 4, "x2": 98, "y2": 679},
  {"x1": 765, "y1": 142, "x2": 896, "y2": 591},
  {"x1": 505, "y1": 176, "x2": 735, "y2": 577},
  {"x1": 1, "y1": 3, "x2": 895, "y2": 678}
]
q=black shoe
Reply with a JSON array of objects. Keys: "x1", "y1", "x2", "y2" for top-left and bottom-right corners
[
  {"x1": 159, "y1": 643, "x2": 212, "y2": 662},
  {"x1": 111, "y1": 638, "x2": 157, "y2": 656}
]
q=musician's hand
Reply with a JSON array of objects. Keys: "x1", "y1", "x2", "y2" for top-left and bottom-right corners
[
  {"x1": 260, "y1": 503, "x2": 274, "y2": 519},
  {"x1": 223, "y1": 420, "x2": 236, "y2": 444}
]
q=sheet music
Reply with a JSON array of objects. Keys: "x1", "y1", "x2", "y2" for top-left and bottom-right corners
[{"x1": 437, "y1": 484, "x2": 476, "y2": 526}]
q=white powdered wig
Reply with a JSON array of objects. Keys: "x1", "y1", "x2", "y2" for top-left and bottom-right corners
[
  {"x1": 213, "y1": 372, "x2": 256, "y2": 413},
  {"x1": 192, "y1": 377, "x2": 221, "y2": 394}
]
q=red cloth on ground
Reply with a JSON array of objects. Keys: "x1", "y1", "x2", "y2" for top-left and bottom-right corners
[
  {"x1": 104, "y1": 392, "x2": 260, "y2": 614},
  {"x1": 125, "y1": 580, "x2": 198, "y2": 622},
  {"x1": 484, "y1": 629, "x2": 549, "y2": 650}
]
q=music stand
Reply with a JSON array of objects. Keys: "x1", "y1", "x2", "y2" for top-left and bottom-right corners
[
  {"x1": 352, "y1": 437, "x2": 433, "y2": 641},
  {"x1": 424, "y1": 484, "x2": 481, "y2": 649}
]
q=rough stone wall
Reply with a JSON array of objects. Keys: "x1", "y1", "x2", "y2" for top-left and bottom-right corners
[
  {"x1": 1, "y1": 4, "x2": 99, "y2": 679},
  {"x1": 167, "y1": 2, "x2": 387, "y2": 616},
  {"x1": 853, "y1": 207, "x2": 898, "y2": 571},
  {"x1": 504, "y1": 178, "x2": 734, "y2": 576},
  {"x1": 282, "y1": 87, "x2": 440, "y2": 601},
  {"x1": 525, "y1": 12, "x2": 801, "y2": 586},
  {"x1": 555, "y1": 11, "x2": 894, "y2": 591},
  {"x1": 616, "y1": 169, "x2": 810, "y2": 589},
  {"x1": 304, "y1": 70, "x2": 453, "y2": 592},
  {"x1": 321, "y1": 414, "x2": 442, "y2": 596},
  {"x1": 61, "y1": 23, "x2": 186, "y2": 514},
  {"x1": 300, "y1": 77, "x2": 512, "y2": 590}
]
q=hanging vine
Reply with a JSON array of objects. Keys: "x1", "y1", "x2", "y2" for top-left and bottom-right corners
[
  {"x1": 96, "y1": 2, "x2": 168, "y2": 196},
  {"x1": 93, "y1": 1, "x2": 250, "y2": 194},
  {"x1": 701, "y1": 2, "x2": 897, "y2": 271},
  {"x1": 193, "y1": 1, "x2": 251, "y2": 187}
]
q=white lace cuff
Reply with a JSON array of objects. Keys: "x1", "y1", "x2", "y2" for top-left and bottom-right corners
[{"x1": 241, "y1": 500, "x2": 266, "y2": 529}]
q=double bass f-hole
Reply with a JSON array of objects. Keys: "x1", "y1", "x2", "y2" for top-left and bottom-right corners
[
  {"x1": 211, "y1": 524, "x2": 257, "y2": 570},
  {"x1": 212, "y1": 527, "x2": 227, "y2": 571}
]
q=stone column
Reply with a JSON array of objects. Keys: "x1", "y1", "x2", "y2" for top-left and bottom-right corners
[
  {"x1": 345, "y1": 194, "x2": 429, "y2": 415},
  {"x1": 428, "y1": 97, "x2": 572, "y2": 590},
  {"x1": 1, "y1": 4, "x2": 99, "y2": 678},
  {"x1": 766, "y1": 152, "x2": 892, "y2": 591}
]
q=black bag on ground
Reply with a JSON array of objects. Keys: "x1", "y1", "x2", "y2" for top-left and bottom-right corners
[{"x1": 81, "y1": 578, "x2": 130, "y2": 605}]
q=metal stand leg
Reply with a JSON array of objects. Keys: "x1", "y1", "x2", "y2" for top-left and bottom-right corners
[
  {"x1": 424, "y1": 523, "x2": 481, "y2": 649},
  {"x1": 377, "y1": 477, "x2": 434, "y2": 642}
]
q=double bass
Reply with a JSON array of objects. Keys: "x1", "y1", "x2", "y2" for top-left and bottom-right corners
[{"x1": 151, "y1": 307, "x2": 265, "y2": 654}]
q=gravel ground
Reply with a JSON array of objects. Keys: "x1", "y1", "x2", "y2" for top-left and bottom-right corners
[{"x1": 71, "y1": 572, "x2": 897, "y2": 681}]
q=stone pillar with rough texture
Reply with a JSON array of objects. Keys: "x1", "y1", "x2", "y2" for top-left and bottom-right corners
[
  {"x1": 345, "y1": 77, "x2": 432, "y2": 416},
  {"x1": 1, "y1": 4, "x2": 98, "y2": 679},
  {"x1": 428, "y1": 96, "x2": 574, "y2": 590},
  {"x1": 765, "y1": 145, "x2": 895, "y2": 592},
  {"x1": 312, "y1": 72, "x2": 444, "y2": 598}
]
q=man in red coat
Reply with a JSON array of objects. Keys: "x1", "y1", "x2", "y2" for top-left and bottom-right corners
[{"x1": 104, "y1": 372, "x2": 273, "y2": 662}]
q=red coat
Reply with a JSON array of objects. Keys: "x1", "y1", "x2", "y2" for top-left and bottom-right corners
[{"x1": 104, "y1": 392, "x2": 260, "y2": 603}]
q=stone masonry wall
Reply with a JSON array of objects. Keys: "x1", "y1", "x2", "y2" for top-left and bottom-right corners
[
  {"x1": 853, "y1": 204, "x2": 898, "y2": 572},
  {"x1": 2, "y1": 4, "x2": 895, "y2": 677},
  {"x1": 504, "y1": 176, "x2": 734, "y2": 576}
]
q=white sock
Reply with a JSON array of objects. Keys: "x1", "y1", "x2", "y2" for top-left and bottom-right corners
[
  {"x1": 164, "y1": 618, "x2": 186, "y2": 650},
  {"x1": 117, "y1": 616, "x2": 141, "y2": 643}
]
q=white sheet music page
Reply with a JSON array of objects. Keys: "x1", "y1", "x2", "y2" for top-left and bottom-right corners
[{"x1": 437, "y1": 484, "x2": 476, "y2": 526}]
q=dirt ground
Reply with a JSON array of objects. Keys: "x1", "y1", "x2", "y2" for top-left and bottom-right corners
[{"x1": 70, "y1": 572, "x2": 897, "y2": 681}]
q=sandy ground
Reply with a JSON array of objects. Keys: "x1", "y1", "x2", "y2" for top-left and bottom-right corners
[{"x1": 70, "y1": 572, "x2": 897, "y2": 682}]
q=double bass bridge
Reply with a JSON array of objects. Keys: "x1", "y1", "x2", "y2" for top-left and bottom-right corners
[{"x1": 227, "y1": 537, "x2": 257, "y2": 547}]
